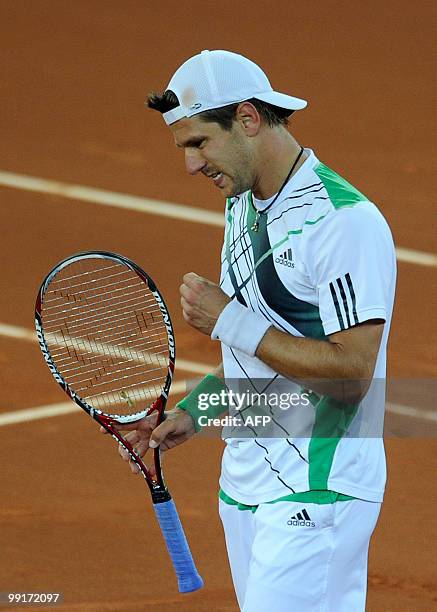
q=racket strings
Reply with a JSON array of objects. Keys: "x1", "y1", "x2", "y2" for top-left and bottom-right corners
[
  {"x1": 46, "y1": 271, "x2": 135, "y2": 297},
  {"x1": 41, "y1": 292, "x2": 159, "y2": 326},
  {"x1": 45, "y1": 263, "x2": 125, "y2": 287},
  {"x1": 44, "y1": 283, "x2": 157, "y2": 311},
  {"x1": 45, "y1": 320, "x2": 167, "y2": 351},
  {"x1": 65, "y1": 359, "x2": 166, "y2": 384},
  {"x1": 43, "y1": 300, "x2": 162, "y2": 330},
  {"x1": 41, "y1": 258, "x2": 170, "y2": 414}
]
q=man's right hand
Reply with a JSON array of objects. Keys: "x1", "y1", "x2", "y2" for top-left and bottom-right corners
[{"x1": 100, "y1": 407, "x2": 196, "y2": 476}]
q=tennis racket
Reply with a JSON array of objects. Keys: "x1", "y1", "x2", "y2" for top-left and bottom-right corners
[{"x1": 35, "y1": 250, "x2": 203, "y2": 593}]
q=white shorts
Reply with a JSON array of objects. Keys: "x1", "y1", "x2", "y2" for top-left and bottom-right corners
[{"x1": 219, "y1": 497, "x2": 381, "y2": 611}]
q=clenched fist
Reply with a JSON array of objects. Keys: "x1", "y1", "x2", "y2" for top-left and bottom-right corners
[{"x1": 180, "y1": 272, "x2": 231, "y2": 335}]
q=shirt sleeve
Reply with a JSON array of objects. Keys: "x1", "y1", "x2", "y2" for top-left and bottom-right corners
[{"x1": 303, "y1": 203, "x2": 396, "y2": 335}]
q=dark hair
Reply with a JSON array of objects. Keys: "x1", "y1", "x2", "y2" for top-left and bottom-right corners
[{"x1": 146, "y1": 90, "x2": 292, "y2": 130}]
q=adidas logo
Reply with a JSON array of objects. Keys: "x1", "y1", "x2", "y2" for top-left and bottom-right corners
[
  {"x1": 287, "y1": 508, "x2": 316, "y2": 527},
  {"x1": 275, "y1": 248, "x2": 294, "y2": 268}
]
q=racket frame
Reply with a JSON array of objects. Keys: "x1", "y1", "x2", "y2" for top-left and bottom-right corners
[{"x1": 36, "y1": 251, "x2": 204, "y2": 593}]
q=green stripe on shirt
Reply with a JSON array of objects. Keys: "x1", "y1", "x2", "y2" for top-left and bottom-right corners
[{"x1": 314, "y1": 162, "x2": 368, "y2": 209}]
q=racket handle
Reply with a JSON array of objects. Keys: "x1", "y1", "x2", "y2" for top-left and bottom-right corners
[{"x1": 153, "y1": 498, "x2": 204, "y2": 593}]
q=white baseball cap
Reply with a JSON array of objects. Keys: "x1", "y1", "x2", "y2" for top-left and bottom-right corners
[{"x1": 162, "y1": 50, "x2": 307, "y2": 125}]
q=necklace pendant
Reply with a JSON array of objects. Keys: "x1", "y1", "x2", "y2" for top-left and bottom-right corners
[{"x1": 249, "y1": 146, "x2": 304, "y2": 234}]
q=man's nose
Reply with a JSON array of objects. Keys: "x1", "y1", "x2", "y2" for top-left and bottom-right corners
[{"x1": 185, "y1": 149, "x2": 207, "y2": 175}]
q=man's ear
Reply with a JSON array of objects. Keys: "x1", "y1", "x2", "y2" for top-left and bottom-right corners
[{"x1": 235, "y1": 101, "x2": 261, "y2": 136}]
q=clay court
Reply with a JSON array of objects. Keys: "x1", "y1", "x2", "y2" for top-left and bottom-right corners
[{"x1": 0, "y1": 2, "x2": 436, "y2": 610}]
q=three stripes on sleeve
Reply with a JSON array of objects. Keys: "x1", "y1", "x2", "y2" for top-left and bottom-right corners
[{"x1": 328, "y1": 273, "x2": 358, "y2": 331}]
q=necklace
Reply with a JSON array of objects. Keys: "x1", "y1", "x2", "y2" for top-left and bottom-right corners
[{"x1": 251, "y1": 146, "x2": 304, "y2": 232}]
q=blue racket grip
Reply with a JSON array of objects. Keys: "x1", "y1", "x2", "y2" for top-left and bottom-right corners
[{"x1": 153, "y1": 498, "x2": 204, "y2": 593}]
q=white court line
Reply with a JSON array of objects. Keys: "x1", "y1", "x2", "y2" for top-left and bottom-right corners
[
  {"x1": 0, "y1": 380, "x2": 188, "y2": 426},
  {"x1": 1, "y1": 170, "x2": 436, "y2": 267},
  {"x1": 386, "y1": 402, "x2": 437, "y2": 422},
  {"x1": 0, "y1": 170, "x2": 224, "y2": 226},
  {"x1": 0, "y1": 401, "x2": 78, "y2": 425},
  {"x1": 44, "y1": 328, "x2": 169, "y2": 371},
  {"x1": 0, "y1": 322, "x2": 211, "y2": 375},
  {"x1": 395, "y1": 247, "x2": 437, "y2": 267}
]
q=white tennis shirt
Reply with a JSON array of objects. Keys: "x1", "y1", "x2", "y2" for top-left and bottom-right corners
[{"x1": 218, "y1": 149, "x2": 396, "y2": 504}]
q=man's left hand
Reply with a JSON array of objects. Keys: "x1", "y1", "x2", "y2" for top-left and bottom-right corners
[{"x1": 180, "y1": 272, "x2": 231, "y2": 335}]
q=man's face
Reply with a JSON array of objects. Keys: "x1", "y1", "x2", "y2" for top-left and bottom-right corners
[{"x1": 169, "y1": 115, "x2": 256, "y2": 198}]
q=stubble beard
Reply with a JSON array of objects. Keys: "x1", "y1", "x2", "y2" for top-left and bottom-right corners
[
  {"x1": 226, "y1": 158, "x2": 257, "y2": 198},
  {"x1": 221, "y1": 134, "x2": 257, "y2": 198}
]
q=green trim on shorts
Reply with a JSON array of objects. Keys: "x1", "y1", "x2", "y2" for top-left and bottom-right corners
[
  {"x1": 219, "y1": 489, "x2": 259, "y2": 513},
  {"x1": 219, "y1": 488, "x2": 355, "y2": 513},
  {"x1": 265, "y1": 490, "x2": 355, "y2": 504}
]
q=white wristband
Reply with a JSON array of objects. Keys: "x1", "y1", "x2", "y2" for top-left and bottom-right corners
[{"x1": 211, "y1": 299, "x2": 272, "y2": 357}]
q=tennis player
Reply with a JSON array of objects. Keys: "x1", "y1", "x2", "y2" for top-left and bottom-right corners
[{"x1": 116, "y1": 50, "x2": 396, "y2": 611}]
